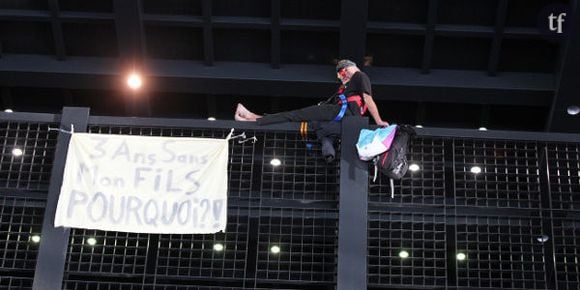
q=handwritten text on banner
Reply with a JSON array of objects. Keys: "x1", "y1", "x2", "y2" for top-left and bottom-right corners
[{"x1": 54, "y1": 133, "x2": 229, "y2": 234}]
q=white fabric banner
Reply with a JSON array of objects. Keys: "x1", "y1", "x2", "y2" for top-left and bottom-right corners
[{"x1": 54, "y1": 133, "x2": 229, "y2": 234}]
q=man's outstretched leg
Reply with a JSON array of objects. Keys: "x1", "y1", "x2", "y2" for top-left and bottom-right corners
[{"x1": 234, "y1": 103, "x2": 341, "y2": 125}]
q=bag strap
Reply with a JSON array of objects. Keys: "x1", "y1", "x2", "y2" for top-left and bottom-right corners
[
  {"x1": 372, "y1": 156, "x2": 379, "y2": 182},
  {"x1": 333, "y1": 94, "x2": 348, "y2": 122}
]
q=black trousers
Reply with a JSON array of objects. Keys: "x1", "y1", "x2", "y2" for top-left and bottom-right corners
[{"x1": 256, "y1": 104, "x2": 358, "y2": 125}]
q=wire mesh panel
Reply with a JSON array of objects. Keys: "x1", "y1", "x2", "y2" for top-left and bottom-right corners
[
  {"x1": 454, "y1": 139, "x2": 542, "y2": 209},
  {"x1": 261, "y1": 132, "x2": 339, "y2": 202},
  {"x1": 0, "y1": 113, "x2": 572, "y2": 290},
  {"x1": 552, "y1": 217, "x2": 580, "y2": 290},
  {"x1": 155, "y1": 207, "x2": 250, "y2": 279},
  {"x1": 369, "y1": 137, "x2": 445, "y2": 205},
  {"x1": 228, "y1": 134, "x2": 258, "y2": 201},
  {"x1": 65, "y1": 229, "x2": 150, "y2": 275},
  {"x1": 255, "y1": 208, "x2": 337, "y2": 284},
  {"x1": 62, "y1": 280, "x2": 144, "y2": 290},
  {"x1": 455, "y1": 214, "x2": 548, "y2": 289},
  {"x1": 0, "y1": 121, "x2": 58, "y2": 192},
  {"x1": 0, "y1": 276, "x2": 33, "y2": 290},
  {"x1": 367, "y1": 212, "x2": 447, "y2": 288},
  {"x1": 546, "y1": 143, "x2": 580, "y2": 211},
  {"x1": 0, "y1": 196, "x2": 44, "y2": 271},
  {"x1": 150, "y1": 285, "x2": 302, "y2": 290}
]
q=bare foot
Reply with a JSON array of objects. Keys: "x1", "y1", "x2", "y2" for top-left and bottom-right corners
[
  {"x1": 235, "y1": 103, "x2": 261, "y2": 121},
  {"x1": 234, "y1": 111, "x2": 249, "y2": 121}
]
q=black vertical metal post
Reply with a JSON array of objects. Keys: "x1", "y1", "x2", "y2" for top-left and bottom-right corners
[
  {"x1": 32, "y1": 107, "x2": 90, "y2": 290},
  {"x1": 539, "y1": 145, "x2": 557, "y2": 290},
  {"x1": 337, "y1": 117, "x2": 368, "y2": 290},
  {"x1": 48, "y1": 0, "x2": 66, "y2": 61},
  {"x1": 202, "y1": 0, "x2": 214, "y2": 66},
  {"x1": 113, "y1": 0, "x2": 150, "y2": 116},
  {"x1": 444, "y1": 139, "x2": 457, "y2": 288},
  {"x1": 243, "y1": 217, "x2": 259, "y2": 289},
  {"x1": 339, "y1": 0, "x2": 368, "y2": 64},
  {"x1": 143, "y1": 233, "x2": 159, "y2": 286},
  {"x1": 421, "y1": 0, "x2": 438, "y2": 74},
  {"x1": 271, "y1": 0, "x2": 281, "y2": 69},
  {"x1": 487, "y1": 0, "x2": 507, "y2": 76}
]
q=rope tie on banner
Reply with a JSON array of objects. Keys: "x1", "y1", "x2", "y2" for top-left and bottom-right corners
[
  {"x1": 48, "y1": 124, "x2": 74, "y2": 134},
  {"x1": 226, "y1": 128, "x2": 257, "y2": 144}
]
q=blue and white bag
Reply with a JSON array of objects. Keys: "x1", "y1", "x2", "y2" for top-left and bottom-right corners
[
  {"x1": 356, "y1": 124, "x2": 416, "y2": 198},
  {"x1": 355, "y1": 125, "x2": 397, "y2": 161}
]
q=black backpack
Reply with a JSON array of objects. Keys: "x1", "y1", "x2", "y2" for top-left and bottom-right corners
[{"x1": 373, "y1": 124, "x2": 416, "y2": 180}]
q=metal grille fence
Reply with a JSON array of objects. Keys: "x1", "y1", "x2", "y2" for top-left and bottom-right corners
[
  {"x1": 367, "y1": 135, "x2": 578, "y2": 289},
  {"x1": 255, "y1": 208, "x2": 337, "y2": 284},
  {"x1": 75, "y1": 122, "x2": 338, "y2": 289},
  {"x1": 155, "y1": 208, "x2": 250, "y2": 279},
  {"x1": 0, "y1": 115, "x2": 58, "y2": 289},
  {"x1": 63, "y1": 281, "x2": 306, "y2": 290},
  {"x1": 0, "y1": 197, "x2": 45, "y2": 272},
  {"x1": 368, "y1": 211, "x2": 447, "y2": 288},
  {"x1": 455, "y1": 214, "x2": 547, "y2": 289},
  {"x1": 0, "y1": 122, "x2": 57, "y2": 192},
  {"x1": 547, "y1": 143, "x2": 580, "y2": 212},
  {"x1": 551, "y1": 215, "x2": 580, "y2": 290},
  {"x1": 0, "y1": 276, "x2": 33, "y2": 289},
  {"x1": 453, "y1": 139, "x2": 542, "y2": 209},
  {"x1": 369, "y1": 137, "x2": 446, "y2": 205},
  {"x1": 368, "y1": 136, "x2": 448, "y2": 289},
  {"x1": 65, "y1": 229, "x2": 150, "y2": 275},
  {"x1": 0, "y1": 112, "x2": 579, "y2": 290},
  {"x1": 261, "y1": 132, "x2": 339, "y2": 202}
]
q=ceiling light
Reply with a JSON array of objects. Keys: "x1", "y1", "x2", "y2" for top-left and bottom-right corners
[
  {"x1": 213, "y1": 243, "x2": 224, "y2": 251},
  {"x1": 415, "y1": 125, "x2": 423, "y2": 128},
  {"x1": 478, "y1": 127, "x2": 487, "y2": 131},
  {"x1": 470, "y1": 166, "x2": 482, "y2": 174},
  {"x1": 457, "y1": 253, "x2": 467, "y2": 261},
  {"x1": 4, "y1": 109, "x2": 13, "y2": 113},
  {"x1": 270, "y1": 158, "x2": 281, "y2": 166},
  {"x1": 399, "y1": 250, "x2": 409, "y2": 258},
  {"x1": 127, "y1": 73, "x2": 143, "y2": 90},
  {"x1": 12, "y1": 148, "x2": 23, "y2": 157},
  {"x1": 270, "y1": 245, "x2": 281, "y2": 254},
  {"x1": 537, "y1": 235, "x2": 549, "y2": 243},
  {"x1": 31, "y1": 235, "x2": 41, "y2": 243},
  {"x1": 567, "y1": 105, "x2": 580, "y2": 115},
  {"x1": 207, "y1": 117, "x2": 216, "y2": 121},
  {"x1": 409, "y1": 164, "x2": 420, "y2": 172},
  {"x1": 86, "y1": 237, "x2": 97, "y2": 246}
]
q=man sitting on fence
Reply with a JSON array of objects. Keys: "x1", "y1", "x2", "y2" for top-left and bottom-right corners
[{"x1": 235, "y1": 59, "x2": 388, "y2": 162}]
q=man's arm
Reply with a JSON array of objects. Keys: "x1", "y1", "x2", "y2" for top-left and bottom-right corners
[{"x1": 363, "y1": 93, "x2": 389, "y2": 126}]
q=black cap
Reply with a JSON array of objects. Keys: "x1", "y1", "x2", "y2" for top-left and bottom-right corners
[{"x1": 336, "y1": 59, "x2": 356, "y2": 72}]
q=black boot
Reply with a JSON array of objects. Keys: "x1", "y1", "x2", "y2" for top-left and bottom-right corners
[{"x1": 320, "y1": 137, "x2": 336, "y2": 163}]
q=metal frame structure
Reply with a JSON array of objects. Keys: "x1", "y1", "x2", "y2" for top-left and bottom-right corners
[
  {"x1": 0, "y1": 107, "x2": 579, "y2": 290},
  {"x1": 1, "y1": 0, "x2": 578, "y2": 131}
]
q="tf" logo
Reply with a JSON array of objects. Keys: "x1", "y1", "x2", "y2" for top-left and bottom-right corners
[
  {"x1": 548, "y1": 12, "x2": 566, "y2": 34},
  {"x1": 539, "y1": 4, "x2": 572, "y2": 41}
]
